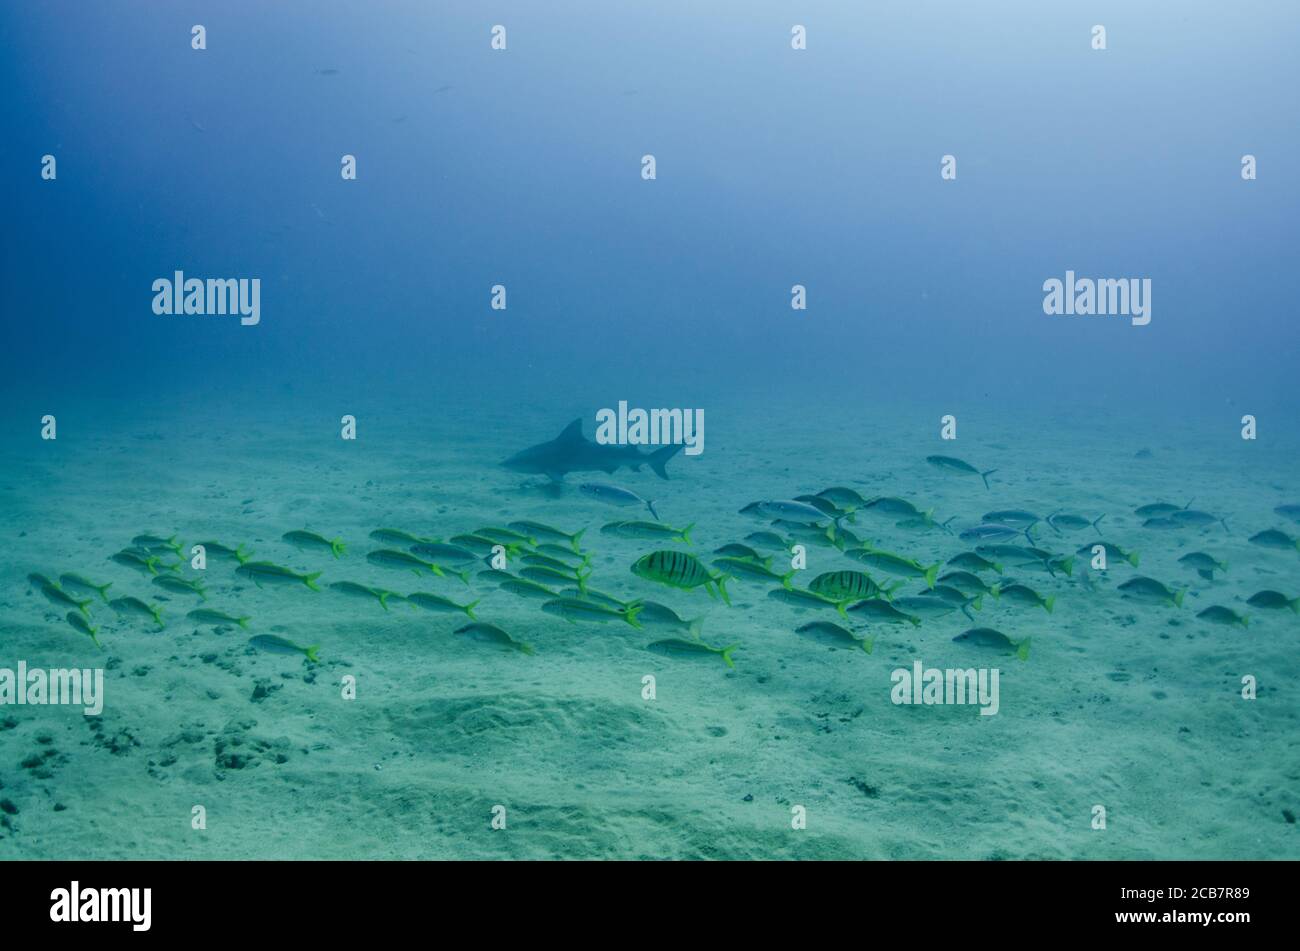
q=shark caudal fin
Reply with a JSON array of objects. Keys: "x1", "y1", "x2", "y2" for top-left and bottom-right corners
[{"x1": 646, "y1": 443, "x2": 684, "y2": 480}]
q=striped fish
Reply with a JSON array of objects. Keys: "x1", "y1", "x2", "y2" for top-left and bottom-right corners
[{"x1": 632, "y1": 550, "x2": 731, "y2": 605}]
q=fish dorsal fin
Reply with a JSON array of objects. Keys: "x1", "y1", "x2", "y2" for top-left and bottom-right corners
[{"x1": 557, "y1": 419, "x2": 586, "y2": 443}]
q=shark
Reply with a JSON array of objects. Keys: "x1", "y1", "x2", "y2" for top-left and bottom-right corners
[{"x1": 502, "y1": 419, "x2": 683, "y2": 482}]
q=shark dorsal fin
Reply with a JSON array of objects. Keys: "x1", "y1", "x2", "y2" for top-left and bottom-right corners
[{"x1": 557, "y1": 419, "x2": 585, "y2": 443}]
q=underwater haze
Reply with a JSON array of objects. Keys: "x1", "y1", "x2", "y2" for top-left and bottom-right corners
[{"x1": 1, "y1": 1, "x2": 1298, "y2": 860}]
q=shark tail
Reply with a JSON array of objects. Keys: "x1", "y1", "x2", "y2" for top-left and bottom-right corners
[{"x1": 647, "y1": 443, "x2": 683, "y2": 480}]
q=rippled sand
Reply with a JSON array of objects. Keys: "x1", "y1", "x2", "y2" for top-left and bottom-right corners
[{"x1": 1, "y1": 396, "x2": 1297, "y2": 859}]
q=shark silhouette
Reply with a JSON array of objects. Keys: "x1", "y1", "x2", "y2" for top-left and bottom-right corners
[{"x1": 501, "y1": 419, "x2": 682, "y2": 482}]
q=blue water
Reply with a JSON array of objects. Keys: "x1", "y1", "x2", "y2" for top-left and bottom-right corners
[{"x1": 1, "y1": 2, "x2": 1297, "y2": 859}]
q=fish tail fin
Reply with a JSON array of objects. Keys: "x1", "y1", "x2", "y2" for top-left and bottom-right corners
[
  {"x1": 150, "y1": 606, "x2": 164, "y2": 628},
  {"x1": 687, "y1": 616, "x2": 705, "y2": 640},
  {"x1": 1289, "y1": 598, "x2": 1300, "y2": 614},
  {"x1": 716, "y1": 576, "x2": 732, "y2": 606},
  {"x1": 646, "y1": 499, "x2": 660, "y2": 521},
  {"x1": 238, "y1": 616, "x2": 251, "y2": 630},
  {"x1": 519, "y1": 642, "x2": 537, "y2": 656},
  {"x1": 1023, "y1": 526, "x2": 1035, "y2": 546},
  {"x1": 781, "y1": 571, "x2": 795, "y2": 590},
  {"x1": 719, "y1": 644, "x2": 739, "y2": 669},
  {"x1": 457, "y1": 570, "x2": 471, "y2": 586},
  {"x1": 980, "y1": 469, "x2": 997, "y2": 490},
  {"x1": 464, "y1": 600, "x2": 480, "y2": 620},
  {"x1": 428, "y1": 563, "x2": 445, "y2": 578},
  {"x1": 97, "y1": 582, "x2": 113, "y2": 602},
  {"x1": 1173, "y1": 589, "x2": 1186, "y2": 608},
  {"x1": 146, "y1": 556, "x2": 161, "y2": 575},
  {"x1": 1241, "y1": 614, "x2": 1249, "y2": 628},
  {"x1": 1128, "y1": 550, "x2": 1141, "y2": 567},
  {"x1": 836, "y1": 599, "x2": 849, "y2": 619},
  {"x1": 924, "y1": 564, "x2": 938, "y2": 589},
  {"x1": 304, "y1": 645, "x2": 320, "y2": 663},
  {"x1": 1092, "y1": 514, "x2": 1106, "y2": 535},
  {"x1": 92, "y1": 629, "x2": 103, "y2": 650},
  {"x1": 647, "y1": 443, "x2": 683, "y2": 480},
  {"x1": 625, "y1": 602, "x2": 644, "y2": 629},
  {"x1": 1044, "y1": 595, "x2": 1056, "y2": 614},
  {"x1": 681, "y1": 523, "x2": 695, "y2": 546},
  {"x1": 570, "y1": 528, "x2": 586, "y2": 551},
  {"x1": 305, "y1": 572, "x2": 323, "y2": 592},
  {"x1": 77, "y1": 597, "x2": 93, "y2": 618},
  {"x1": 1016, "y1": 638, "x2": 1031, "y2": 662},
  {"x1": 861, "y1": 636, "x2": 875, "y2": 654},
  {"x1": 235, "y1": 544, "x2": 252, "y2": 564},
  {"x1": 990, "y1": 584, "x2": 1001, "y2": 599},
  {"x1": 972, "y1": 594, "x2": 983, "y2": 611},
  {"x1": 992, "y1": 560, "x2": 1004, "y2": 574},
  {"x1": 331, "y1": 539, "x2": 346, "y2": 558}
]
